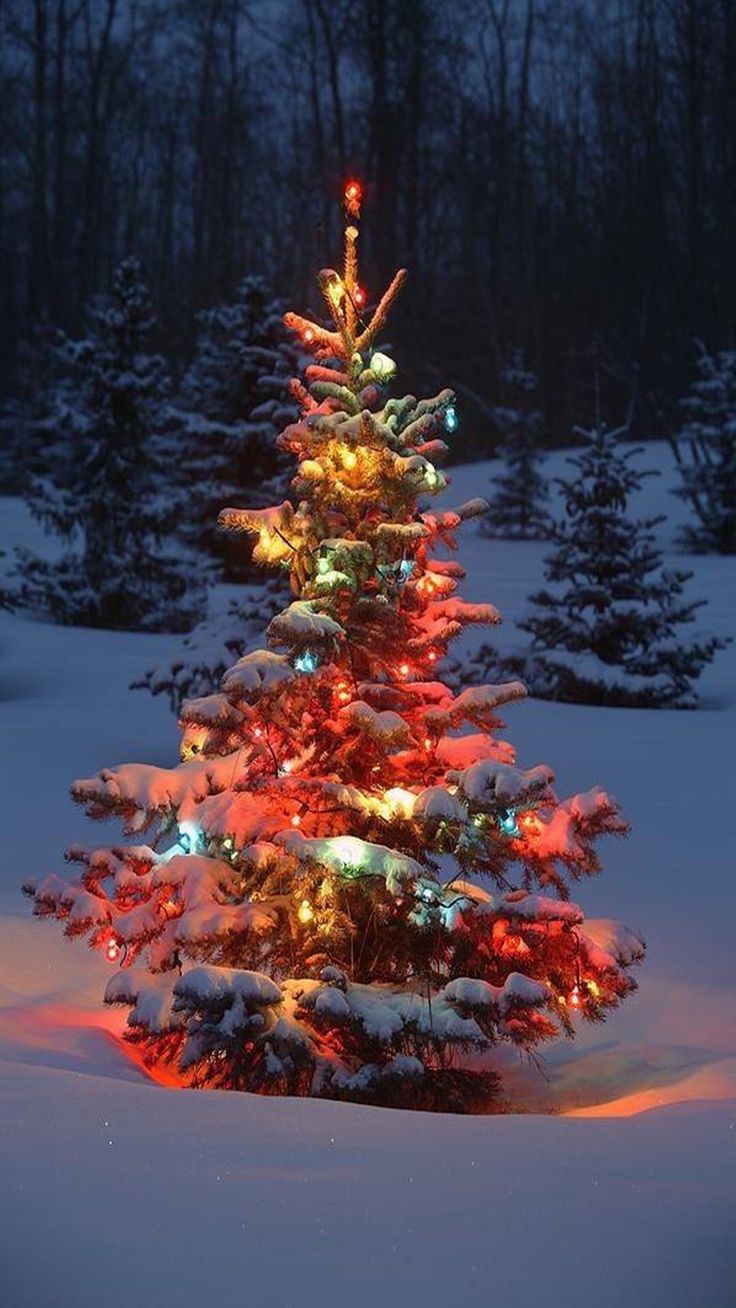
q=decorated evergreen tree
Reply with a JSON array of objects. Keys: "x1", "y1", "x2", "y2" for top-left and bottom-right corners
[
  {"x1": 475, "y1": 425, "x2": 724, "y2": 708},
  {"x1": 10, "y1": 258, "x2": 204, "y2": 632},
  {"x1": 483, "y1": 354, "x2": 550, "y2": 539},
  {"x1": 673, "y1": 345, "x2": 736, "y2": 554},
  {"x1": 171, "y1": 276, "x2": 300, "y2": 576},
  {"x1": 24, "y1": 188, "x2": 644, "y2": 1112}
]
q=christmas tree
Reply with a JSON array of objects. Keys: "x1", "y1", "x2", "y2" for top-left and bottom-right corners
[
  {"x1": 10, "y1": 258, "x2": 204, "y2": 632},
  {"x1": 483, "y1": 354, "x2": 550, "y2": 539},
  {"x1": 475, "y1": 424, "x2": 724, "y2": 708},
  {"x1": 24, "y1": 188, "x2": 644, "y2": 1112},
  {"x1": 673, "y1": 345, "x2": 736, "y2": 554}
]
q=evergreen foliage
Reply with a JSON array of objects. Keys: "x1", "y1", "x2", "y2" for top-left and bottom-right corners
[
  {"x1": 10, "y1": 258, "x2": 204, "y2": 632},
  {"x1": 171, "y1": 277, "x2": 299, "y2": 576},
  {"x1": 673, "y1": 345, "x2": 736, "y2": 554},
  {"x1": 24, "y1": 201, "x2": 644, "y2": 1112},
  {"x1": 483, "y1": 357, "x2": 550, "y2": 539},
  {"x1": 476, "y1": 425, "x2": 725, "y2": 707}
]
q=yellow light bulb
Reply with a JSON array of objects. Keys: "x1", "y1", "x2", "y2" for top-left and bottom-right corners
[
  {"x1": 370, "y1": 351, "x2": 396, "y2": 380},
  {"x1": 343, "y1": 449, "x2": 357, "y2": 469},
  {"x1": 298, "y1": 899, "x2": 314, "y2": 924}
]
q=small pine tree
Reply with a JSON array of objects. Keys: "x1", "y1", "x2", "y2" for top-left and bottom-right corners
[
  {"x1": 483, "y1": 355, "x2": 550, "y2": 539},
  {"x1": 673, "y1": 344, "x2": 736, "y2": 554},
  {"x1": 11, "y1": 258, "x2": 204, "y2": 632},
  {"x1": 171, "y1": 276, "x2": 300, "y2": 576},
  {"x1": 476, "y1": 425, "x2": 724, "y2": 708}
]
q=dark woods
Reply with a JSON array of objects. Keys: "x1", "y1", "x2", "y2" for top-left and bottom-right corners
[{"x1": 2, "y1": 0, "x2": 734, "y2": 456}]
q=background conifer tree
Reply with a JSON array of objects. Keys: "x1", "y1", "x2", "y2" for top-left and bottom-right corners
[
  {"x1": 11, "y1": 258, "x2": 204, "y2": 632},
  {"x1": 171, "y1": 276, "x2": 300, "y2": 578},
  {"x1": 483, "y1": 354, "x2": 550, "y2": 539},
  {"x1": 673, "y1": 345, "x2": 736, "y2": 554},
  {"x1": 476, "y1": 425, "x2": 725, "y2": 707}
]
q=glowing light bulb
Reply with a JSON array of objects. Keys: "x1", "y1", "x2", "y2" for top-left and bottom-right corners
[
  {"x1": 570, "y1": 984, "x2": 581, "y2": 1009},
  {"x1": 304, "y1": 327, "x2": 315, "y2": 344},
  {"x1": 291, "y1": 813, "x2": 302, "y2": 828},
  {"x1": 281, "y1": 761, "x2": 292, "y2": 775},
  {"x1": 105, "y1": 936, "x2": 120, "y2": 963},
  {"x1": 253, "y1": 726, "x2": 263, "y2": 738},
  {"x1": 519, "y1": 811, "x2": 541, "y2": 834},
  {"x1": 354, "y1": 286, "x2": 366, "y2": 307},
  {"x1": 586, "y1": 979, "x2": 600, "y2": 998},
  {"x1": 424, "y1": 737, "x2": 432, "y2": 752},
  {"x1": 498, "y1": 809, "x2": 520, "y2": 837},
  {"x1": 298, "y1": 899, "x2": 314, "y2": 924},
  {"x1": 343, "y1": 448, "x2": 357, "y2": 469},
  {"x1": 399, "y1": 663, "x2": 410, "y2": 678},
  {"x1": 294, "y1": 649, "x2": 319, "y2": 674},
  {"x1": 338, "y1": 690, "x2": 350, "y2": 703},
  {"x1": 344, "y1": 179, "x2": 362, "y2": 211},
  {"x1": 370, "y1": 351, "x2": 396, "y2": 381},
  {"x1": 444, "y1": 404, "x2": 459, "y2": 433},
  {"x1": 427, "y1": 650, "x2": 438, "y2": 663}
]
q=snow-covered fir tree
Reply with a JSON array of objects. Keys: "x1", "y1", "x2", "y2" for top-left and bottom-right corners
[
  {"x1": 483, "y1": 354, "x2": 550, "y2": 539},
  {"x1": 171, "y1": 276, "x2": 300, "y2": 576},
  {"x1": 475, "y1": 425, "x2": 724, "y2": 708},
  {"x1": 24, "y1": 186, "x2": 644, "y2": 1113},
  {"x1": 11, "y1": 258, "x2": 205, "y2": 632},
  {"x1": 133, "y1": 278, "x2": 298, "y2": 706},
  {"x1": 673, "y1": 345, "x2": 736, "y2": 554}
]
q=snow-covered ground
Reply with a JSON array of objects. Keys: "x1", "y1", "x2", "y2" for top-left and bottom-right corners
[{"x1": 1, "y1": 444, "x2": 734, "y2": 1307}]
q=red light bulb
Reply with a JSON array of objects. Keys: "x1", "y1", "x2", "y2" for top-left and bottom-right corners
[
  {"x1": 354, "y1": 286, "x2": 366, "y2": 308},
  {"x1": 344, "y1": 180, "x2": 362, "y2": 205},
  {"x1": 105, "y1": 936, "x2": 120, "y2": 964}
]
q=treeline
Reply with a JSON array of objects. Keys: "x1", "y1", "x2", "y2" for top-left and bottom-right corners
[{"x1": 2, "y1": 0, "x2": 734, "y2": 456}]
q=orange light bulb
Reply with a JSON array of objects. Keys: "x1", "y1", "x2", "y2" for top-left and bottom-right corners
[
  {"x1": 399, "y1": 663, "x2": 410, "y2": 677},
  {"x1": 291, "y1": 813, "x2": 302, "y2": 828}
]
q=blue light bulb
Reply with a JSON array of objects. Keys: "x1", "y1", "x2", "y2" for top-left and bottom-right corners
[
  {"x1": 294, "y1": 649, "x2": 319, "y2": 674},
  {"x1": 498, "y1": 809, "x2": 520, "y2": 837},
  {"x1": 444, "y1": 404, "x2": 458, "y2": 433}
]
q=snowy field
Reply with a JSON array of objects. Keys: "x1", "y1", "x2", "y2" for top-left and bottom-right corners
[{"x1": 1, "y1": 444, "x2": 734, "y2": 1308}]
